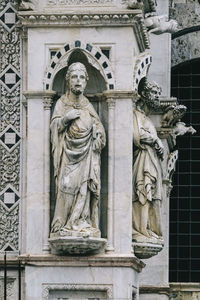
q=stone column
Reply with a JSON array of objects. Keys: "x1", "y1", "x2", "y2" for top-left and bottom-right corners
[
  {"x1": 23, "y1": 90, "x2": 55, "y2": 254},
  {"x1": 103, "y1": 90, "x2": 135, "y2": 254},
  {"x1": 106, "y1": 97, "x2": 116, "y2": 252},
  {"x1": 42, "y1": 92, "x2": 56, "y2": 253}
]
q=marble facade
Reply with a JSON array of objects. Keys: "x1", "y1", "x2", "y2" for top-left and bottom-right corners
[{"x1": 0, "y1": 0, "x2": 195, "y2": 299}]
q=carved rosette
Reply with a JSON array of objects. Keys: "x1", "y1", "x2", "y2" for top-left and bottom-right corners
[{"x1": 0, "y1": 1, "x2": 21, "y2": 251}]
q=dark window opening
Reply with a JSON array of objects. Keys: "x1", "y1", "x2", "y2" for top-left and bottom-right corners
[{"x1": 169, "y1": 59, "x2": 200, "y2": 282}]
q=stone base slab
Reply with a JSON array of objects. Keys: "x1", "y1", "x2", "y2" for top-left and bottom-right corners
[
  {"x1": 133, "y1": 242, "x2": 163, "y2": 259},
  {"x1": 18, "y1": 253, "x2": 145, "y2": 272},
  {"x1": 48, "y1": 236, "x2": 107, "y2": 255}
]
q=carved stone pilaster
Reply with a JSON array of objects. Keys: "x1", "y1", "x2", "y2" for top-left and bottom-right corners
[{"x1": 103, "y1": 90, "x2": 135, "y2": 253}]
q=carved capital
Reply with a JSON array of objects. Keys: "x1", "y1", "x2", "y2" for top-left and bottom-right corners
[
  {"x1": 43, "y1": 96, "x2": 53, "y2": 110},
  {"x1": 106, "y1": 98, "x2": 116, "y2": 109},
  {"x1": 23, "y1": 90, "x2": 56, "y2": 109},
  {"x1": 21, "y1": 27, "x2": 28, "y2": 40}
]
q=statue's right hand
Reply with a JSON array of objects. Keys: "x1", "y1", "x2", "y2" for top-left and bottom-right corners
[{"x1": 64, "y1": 109, "x2": 80, "y2": 123}]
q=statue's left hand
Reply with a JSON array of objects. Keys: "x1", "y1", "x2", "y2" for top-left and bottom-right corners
[{"x1": 93, "y1": 134, "x2": 102, "y2": 152}]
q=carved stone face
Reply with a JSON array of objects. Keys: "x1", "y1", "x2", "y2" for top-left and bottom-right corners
[
  {"x1": 147, "y1": 85, "x2": 161, "y2": 109},
  {"x1": 142, "y1": 83, "x2": 162, "y2": 110},
  {"x1": 69, "y1": 69, "x2": 87, "y2": 96}
]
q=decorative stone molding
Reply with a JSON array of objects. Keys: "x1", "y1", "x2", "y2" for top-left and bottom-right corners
[
  {"x1": 134, "y1": 14, "x2": 150, "y2": 51},
  {"x1": 19, "y1": 254, "x2": 145, "y2": 272},
  {"x1": 0, "y1": 277, "x2": 17, "y2": 300},
  {"x1": 49, "y1": 236, "x2": 107, "y2": 255},
  {"x1": 0, "y1": 1, "x2": 21, "y2": 252},
  {"x1": 44, "y1": 40, "x2": 115, "y2": 91},
  {"x1": 133, "y1": 52, "x2": 152, "y2": 90},
  {"x1": 0, "y1": 125, "x2": 21, "y2": 153},
  {"x1": 47, "y1": 0, "x2": 114, "y2": 5},
  {"x1": 42, "y1": 283, "x2": 113, "y2": 300},
  {"x1": 18, "y1": 10, "x2": 141, "y2": 27},
  {"x1": 166, "y1": 150, "x2": 178, "y2": 182},
  {"x1": 103, "y1": 90, "x2": 136, "y2": 100},
  {"x1": 133, "y1": 242, "x2": 163, "y2": 259},
  {"x1": 43, "y1": 97, "x2": 53, "y2": 110},
  {"x1": 0, "y1": 3, "x2": 19, "y2": 33},
  {"x1": 140, "y1": 285, "x2": 170, "y2": 295},
  {"x1": 0, "y1": 204, "x2": 19, "y2": 251},
  {"x1": 43, "y1": 93, "x2": 55, "y2": 110},
  {"x1": 18, "y1": 11, "x2": 150, "y2": 51},
  {"x1": 0, "y1": 184, "x2": 20, "y2": 212},
  {"x1": 0, "y1": 146, "x2": 20, "y2": 192},
  {"x1": 23, "y1": 90, "x2": 56, "y2": 104},
  {"x1": 170, "y1": 283, "x2": 200, "y2": 300}
]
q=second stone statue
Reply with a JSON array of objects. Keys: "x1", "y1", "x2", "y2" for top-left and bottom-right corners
[{"x1": 50, "y1": 62, "x2": 106, "y2": 240}]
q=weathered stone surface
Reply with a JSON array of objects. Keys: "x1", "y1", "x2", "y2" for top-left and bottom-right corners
[
  {"x1": 172, "y1": 31, "x2": 200, "y2": 67},
  {"x1": 49, "y1": 236, "x2": 107, "y2": 255},
  {"x1": 133, "y1": 242, "x2": 163, "y2": 259},
  {"x1": 170, "y1": 0, "x2": 200, "y2": 30},
  {"x1": 132, "y1": 78, "x2": 164, "y2": 246},
  {"x1": 170, "y1": 283, "x2": 200, "y2": 300}
]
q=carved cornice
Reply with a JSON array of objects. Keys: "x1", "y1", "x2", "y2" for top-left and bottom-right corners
[
  {"x1": 23, "y1": 90, "x2": 56, "y2": 98},
  {"x1": 18, "y1": 254, "x2": 145, "y2": 272},
  {"x1": 23, "y1": 90, "x2": 56, "y2": 108},
  {"x1": 18, "y1": 10, "x2": 150, "y2": 50},
  {"x1": 18, "y1": 10, "x2": 141, "y2": 27},
  {"x1": 140, "y1": 285, "x2": 170, "y2": 295},
  {"x1": 134, "y1": 14, "x2": 150, "y2": 51},
  {"x1": 103, "y1": 90, "x2": 137, "y2": 99}
]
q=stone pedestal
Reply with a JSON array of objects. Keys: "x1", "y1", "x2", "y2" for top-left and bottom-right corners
[
  {"x1": 20, "y1": 255, "x2": 145, "y2": 300},
  {"x1": 133, "y1": 243, "x2": 163, "y2": 259},
  {"x1": 49, "y1": 237, "x2": 107, "y2": 255}
]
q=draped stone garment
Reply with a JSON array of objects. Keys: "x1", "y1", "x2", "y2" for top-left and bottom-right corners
[
  {"x1": 50, "y1": 95, "x2": 106, "y2": 233},
  {"x1": 133, "y1": 108, "x2": 163, "y2": 205}
]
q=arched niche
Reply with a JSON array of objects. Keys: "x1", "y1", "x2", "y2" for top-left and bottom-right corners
[
  {"x1": 133, "y1": 52, "x2": 152, "y2": 91},
  {"x1": 52, "y1": 49, "x2": 107, "y2": 97},
  {"x1": 44, "y1": 40, "x2": 115, "y2": 93},
  {"x1": 49, "y1": 49, "x2": 108, "y2": 239}
]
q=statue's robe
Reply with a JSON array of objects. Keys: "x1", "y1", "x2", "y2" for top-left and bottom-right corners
[
  {"x1": 50, "y1": 95, "x2": 105, "y2": 233},
  {"x1": 132, "y1": 108, "x2": 163, "y2": 240}
]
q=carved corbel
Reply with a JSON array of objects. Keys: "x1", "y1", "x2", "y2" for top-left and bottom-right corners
[{"x1": 144, "y1": 15, "x2": 178, "y2": 35}]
